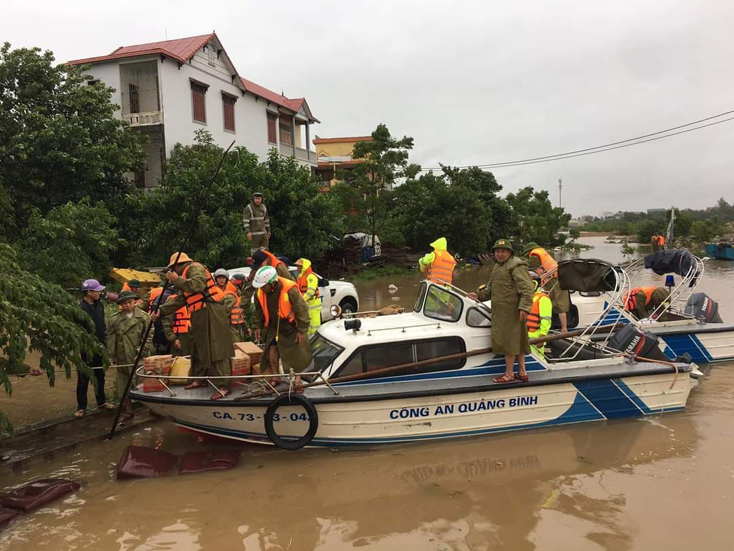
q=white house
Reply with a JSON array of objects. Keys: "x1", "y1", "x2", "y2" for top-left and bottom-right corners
[{"x1": 68, "y1": 33, "x2": 319, "y2": 188}]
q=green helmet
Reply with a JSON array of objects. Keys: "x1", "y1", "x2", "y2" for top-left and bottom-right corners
[
  {"x1": 116, "y1": 290, "x2": 139, "y2": 304},
  {"x1": 492, "y1": 239, "x2": 514, "y2": 253},
  {"x1": 521, "y1": 242, "x2": 540, "y2": 256}
]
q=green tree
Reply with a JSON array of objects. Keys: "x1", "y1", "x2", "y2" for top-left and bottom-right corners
[
  {"x1": 0, "y1": 244, "x2": 105, "y2": 432},
  {"x1": 505, "y1": 187, "x2": 571, "y2": 246},
  {"x1": 690, "y1": 219, "x2": 725, "y2": 242},
  {"x1": 17, "y1": 199, "x2": 119, "y2": 288},
  {"x1": 0, "y1": 43, "x2": 145, "y2": 239},
  {"x1": 343, "y1": 124, "x2": 418, "y2": 246},
  {"x1": 137, "y1": 131, "x2": 343, "y2": 268}
]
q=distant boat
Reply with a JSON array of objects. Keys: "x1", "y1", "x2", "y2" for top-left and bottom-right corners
[{"x1": 705, "y1": 242, "x2": 734, "y2": 261}]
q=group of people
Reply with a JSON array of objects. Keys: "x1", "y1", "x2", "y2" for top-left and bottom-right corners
[
  {"x1": 75, "y1": 279, "x2": 152, "y2": 421},
  {"x1": 651, "y1": 232, "x2": 666, "y2": 251},
  {"x1": 420, "y1": 237, "x2": 571, "y2": 385}
]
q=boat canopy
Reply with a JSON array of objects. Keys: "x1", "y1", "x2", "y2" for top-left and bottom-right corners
[
  {"x1": 643, "y1": 249, "x2": 700, "y2": 282},
  {"x1": 557, "y1": 259, "x2": 618, "y2": 292}
]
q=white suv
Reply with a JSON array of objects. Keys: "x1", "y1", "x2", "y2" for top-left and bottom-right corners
[{"x1": 227, "y1": 266, "x2": 359, "y2": 321}]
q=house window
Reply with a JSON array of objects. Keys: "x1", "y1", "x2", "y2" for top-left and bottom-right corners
[
  {"x1": 279, "y1": 119, "x2": 293, "y2": 145},
  {"x1": 129, "y1": 83, "x2": 140, "y2": 114},
  {"x1": 207, "y1": 44, "x2": 216, "y2": 67},
  {"x1": 87, "y1": 79, "x2": 100, "y2": 86},
  {"x1": 222, "y1": 93, "x2": 236, "y2": 132},
  {"x1": 190, "y1": 80, "x2": 209, "y2": 123},
  {"x1": 267, "y1": 113, "x2": 278, "y2": 144}
]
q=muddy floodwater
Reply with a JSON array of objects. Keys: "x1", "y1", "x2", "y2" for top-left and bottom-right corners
[{"x1": 2, "y1": 237, "x2": 734, "y2": 550}]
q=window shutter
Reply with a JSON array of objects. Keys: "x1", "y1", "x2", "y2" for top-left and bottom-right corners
[
  {"x1": 267, "y1": 113, "x2": 277, "y2": 144},
  {"x1": 223, "y1": 95, "x2": 236, "y2": 131},
  {"x1": 191, "y1": 82, "x2": 208, "y2": 123}
]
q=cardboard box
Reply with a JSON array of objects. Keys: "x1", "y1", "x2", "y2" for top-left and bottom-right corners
[
  {"x1": 231, "y1": 352, "x2": 251, "y2": 377},
  {"x1": 143, "y1": 365, "x2": 171, "y2": 393},
  {"x1": 233, "y1": 342, "x2": 263, "y2": 365},
  {"x1": 143, "y1": 354, "x2": 173, "y2": 374}
]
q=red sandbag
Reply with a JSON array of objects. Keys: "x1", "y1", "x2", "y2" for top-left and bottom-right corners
[
  {"x1": 179, "y1": 451, "x2": 240, "y2": 474},
  {"x1": 116, "y1": 446, "x2": 179, "y2": 480},
  {"x1": 0, "y1": 479, "x2": 80, "y2": 512},
  {"x1": 0, "y1": 507, "x2": 21, "y2": 525}
]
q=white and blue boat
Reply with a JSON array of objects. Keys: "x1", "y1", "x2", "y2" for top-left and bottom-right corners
[
  {"x1": 132, "y1": 259, "x2": 696, "y2": 449},
  {"x1": 705, "y1": 242, "x2": 734, "y2": 261},
  {"x1": 570, "y1": 250, "x2": 734, "y2": 363}
]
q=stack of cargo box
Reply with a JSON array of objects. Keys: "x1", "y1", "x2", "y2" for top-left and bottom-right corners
[{"x1": 142, "y1": 354, "x2": 173, "y2": 392}]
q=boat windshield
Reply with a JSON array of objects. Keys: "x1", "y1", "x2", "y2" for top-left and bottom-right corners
[
  {"x1": 309, "y1": 334, "x2": 344, "y2": 372},
  {"x1": 423, "y1": 285, "x2": 463, "y2": 322}
]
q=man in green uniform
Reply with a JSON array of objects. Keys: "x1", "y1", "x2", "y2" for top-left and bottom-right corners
[
  {"x1": 252, "y1": 266, "x2": 312, "y2": 386},
  {"x1": 107, "y1": 290, "x2": 153, "y2": 422},
  {"x1": 152, "y1": 252, "x2": 234, "y2": 399},
  {"x1": 243, "y1": 192, "x2": 271, "y2": 254},
  {"x1": 522, "y1": 242, "x2": 571, "y2": 333},
  {"x1": 624, "y1": 286, "x2": 671, "y2": 320},
  {"x1": 469, "y1": 239, "x2": 535, "y2": 383}
]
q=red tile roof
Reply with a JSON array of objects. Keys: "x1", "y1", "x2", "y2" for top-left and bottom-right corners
[
  {"x1": 67, "y1": 33, "x2": 214, "y2": 65},
  {"x1": 67, "y1": 33, "x2": 317, "y2": 121}
]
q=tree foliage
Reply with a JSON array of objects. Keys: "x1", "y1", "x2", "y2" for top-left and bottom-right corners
[
  {"x1": 506, "y1": 187, "x2": 571, "y2": 246},
  {"x1": 136, "y1": 131, "x2": 344, "y2": 268},
  {"x1": 18, "y1": 198, "x2": 119, "y2": 288},
  {"x1": 0, "y1": 244, "x2": 105, "y2": 431},
  {"x1": 0, "y1": 43, "x2": 145, "y2": 240},
  {"x1": 336, "y1": 124, "x2": 418, "y2": 244}
]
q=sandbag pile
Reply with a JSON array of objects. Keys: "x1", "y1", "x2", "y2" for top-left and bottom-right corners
[{"x1": 116, "y1": 446, "x2": 240, "y2": 480}]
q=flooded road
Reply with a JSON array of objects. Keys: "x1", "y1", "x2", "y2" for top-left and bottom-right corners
[{"x1": 2, "y1": 237, "x2": 734, "y2": 550}]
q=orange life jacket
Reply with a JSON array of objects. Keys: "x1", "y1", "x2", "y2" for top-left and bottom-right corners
[
  {"x1": 528, "y1": 248, "x2": 558, "y2": 284},
  {"x1": 659, "y1": 235, "x2": 666, "y2": 246},
  {"x1": 261, "y1": 250, "x2": 286, "y2": 269},
  {"x1": 222, "y1": 281, "x2": 245, "y2": 325},
  {"x1": 181, "y1": 263, "x2": 225, "y2": 312},
  {"x1": 527, "y1": 292, "x2": 550, "y2": 333},
  {"x1": 624, "y1": 286, "x2": 657, "y2": 312},
  {"x1": 297, "y1": 267, "x2": 321, "y2": 299},
  {"x1": 257, "y1": 277, "x2": 298, "y2": 327},
  {"x1": 426, "y1": 249, "x2": 456, "y2": 285},
  {"x1": 172, "y1": 306, "x2": 190, "y2": 334},
  {"x1": 147, "y1": 287, "x2": 163, "y2": 312}
]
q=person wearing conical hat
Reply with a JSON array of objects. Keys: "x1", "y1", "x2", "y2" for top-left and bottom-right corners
[
  {"x1": 522, "y1": 242, "x2": 570, "y2": 333},
  {"x1": 152, "y1": 252, "x2": 234, "y2": 400},
  {"x1": 107, "y1": 290, "x2": 153, "y2": 422},
  {"x1": 469, "y1": 239, "x2": 535, "y2": 384}
]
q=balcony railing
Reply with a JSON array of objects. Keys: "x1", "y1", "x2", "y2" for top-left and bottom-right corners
[
  {"x1": 279, "y1": 143, "x2": 317, "y2": 164},
  {"x1": 123, "y1": 111, "x2": 163, "y2": 127}
]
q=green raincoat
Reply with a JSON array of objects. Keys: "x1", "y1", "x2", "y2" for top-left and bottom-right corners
[
  {"x1": 253, "y1": 280, "x2": 312, "y2": 373},
  {"x1": 160, "y1": 262, "x2": 234, "y2": 380},
  {"x1": 106, "y1": 307, "x2": 153, "y2": 394},
  {"x1": 478, "y1": 256, "x2": 535, "y2": 355}
]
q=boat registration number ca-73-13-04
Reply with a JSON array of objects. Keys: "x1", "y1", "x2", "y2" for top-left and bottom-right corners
[
  {"x1": 389, "y1": 396, "x2": 540, "y2": 420},
  {"x1": 212, "y1": 412, "x2": 309, "y2": 422}
]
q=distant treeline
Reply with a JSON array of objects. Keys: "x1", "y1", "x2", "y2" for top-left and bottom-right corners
[{"x1": 584, "y1": 199, "x2": 733, "y2": 243}]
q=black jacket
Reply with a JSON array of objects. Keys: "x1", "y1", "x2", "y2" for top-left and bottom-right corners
[{"x1": 79, "y1": 298, "x2": 106, "y2": 366}]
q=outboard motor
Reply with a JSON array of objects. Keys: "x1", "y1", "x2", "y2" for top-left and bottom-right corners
[
  {"x1": 685, "y1": 293, "x2": 723, "y2": 323},
  {"x1": 608, "y1": 325, "x2": 670, "y2": 362}
]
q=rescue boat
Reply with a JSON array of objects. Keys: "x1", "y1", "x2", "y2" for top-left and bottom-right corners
[
  {"x1": 130, "y1": 258, "x2": 697, "y2": 449},
  {"x1": 569, "y1": 250, "x2": 734, "y2": 363}
]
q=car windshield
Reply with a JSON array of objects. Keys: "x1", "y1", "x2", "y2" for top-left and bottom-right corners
[{"x1": 310, "y1": 334, "x2": 344, "y2": 372}]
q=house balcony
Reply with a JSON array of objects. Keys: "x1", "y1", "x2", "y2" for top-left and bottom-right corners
[
  {"x1": 279, "y1": 142, "x2": 317, "y2": 165},
  {"x1": 123, "y1": 111, "x2": 163, "y2": 127}
]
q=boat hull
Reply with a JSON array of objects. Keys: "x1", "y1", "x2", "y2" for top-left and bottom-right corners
[
  {"x1": 705, "y1": 243, "x2": 734, "y2": 260},
  {"x1": 136, "y1": 371, "x2": 694, "y2": 447}
]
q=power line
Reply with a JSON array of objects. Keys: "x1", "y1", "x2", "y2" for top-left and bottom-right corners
[{"x1": 420, "y1": 108, "x2": 734, "y2": 171}]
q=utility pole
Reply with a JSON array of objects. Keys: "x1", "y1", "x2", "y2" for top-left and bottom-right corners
[{"x1": 558, "y1": 178, "x2": 563, "y2": 209}]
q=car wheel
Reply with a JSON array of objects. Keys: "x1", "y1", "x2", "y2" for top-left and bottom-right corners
[{"x1": 339, "y1": 298, "x2": 357, "y2": 315}]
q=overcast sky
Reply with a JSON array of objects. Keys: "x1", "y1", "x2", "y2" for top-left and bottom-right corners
[{"x1": 4, "y1": 0, "x2": 734, "y2": 216}]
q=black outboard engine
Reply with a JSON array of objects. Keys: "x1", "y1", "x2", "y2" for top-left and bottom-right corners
[
  {"x1": 608, "y1": 325, "x2": 670, "y2": 362},
  {"x1": 685, "y1": 293, "x2": 723, "y2": 323}
]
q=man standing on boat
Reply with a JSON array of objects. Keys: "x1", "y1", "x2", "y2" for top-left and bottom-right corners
[
  {"x1": 418, "y1": 237, "x2": 456, "y2": 285},
  {"x1": 469, "y1": 240, "x2": 535, "y2": 383},
  {"x1": 214, "y1": 268, "x2": 248, "y2": 344},
  {"x1": 243, "y1": 192, "x2": 271, "y2": 255},
  {"x1": 521, "y1": 242, "x2": 571, "y2": 333},
  {"x1": 624, "y1": 286, "x2": 671, "y2": 320},
  {"x1": 252, "y1": 266, "x2": 312, "y2": 386},
  {"x1": 295, "y1": 258, "x2": 322, "y2": 336},
  {"x1": 152, "y1": 253, "x2": 233, "y2": 400},
  {"x1": 527, "y1": 273, "x2": 553, "y2": 358}
]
